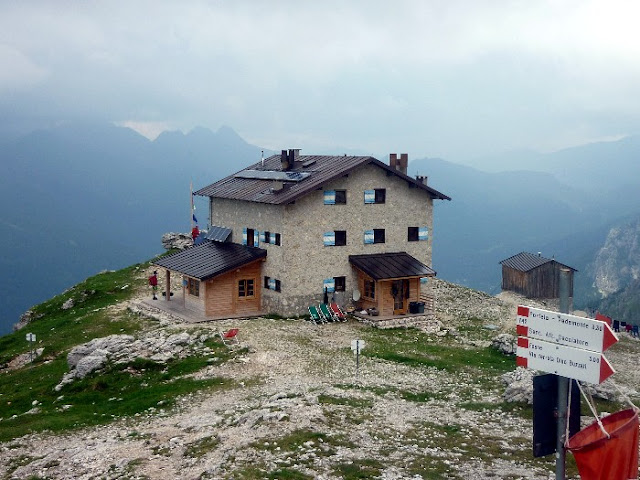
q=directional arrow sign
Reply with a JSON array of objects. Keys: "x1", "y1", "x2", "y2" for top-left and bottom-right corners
[
  {"x1": 516, "y1": 337, "x2": 615, "y2": 384},
  {"x1": 517, "y1": 305, "x2": 618, "y2": 354}
]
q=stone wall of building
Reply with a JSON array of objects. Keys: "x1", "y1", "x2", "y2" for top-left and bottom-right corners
[
  {"x1": 207, "y1": 162, "x2": 437, "y2": 317},
  {"x1": 281, "y1": 163, "x2": 434, "y2": 314}
]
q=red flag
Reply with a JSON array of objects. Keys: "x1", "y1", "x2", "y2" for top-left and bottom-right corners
[{"x1": 595, "y1": 311, "x2": 612, "y2": 326}]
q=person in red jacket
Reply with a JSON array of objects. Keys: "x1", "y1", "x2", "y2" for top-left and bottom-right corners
[
  {"x1": 148, "y1": 271, "x2": 158, "y2": 300},
  {"x1": 191, "y1": 225, "x2": 200, "y2": 244}
]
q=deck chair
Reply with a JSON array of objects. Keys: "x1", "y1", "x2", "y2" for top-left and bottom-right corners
[
  {"x1": 319, "y1": 303, "x2": 336, "y2": 322},
  {"x1": 329, "y1": 302, "x2": 347, "y2": 321},
  {"x1": 219, "y1": 328, "x2": 239, "y2": 346},
  {"x1": 308, "y1": 305, "x2": 324, "y2": 324}
]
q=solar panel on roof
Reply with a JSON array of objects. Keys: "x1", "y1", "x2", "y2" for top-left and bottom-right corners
[
  {"x1": 233, "y1": 169, "x2": 311, "y2": 182},
  {"x1": 205, "y1": 226, "x2": 232, "y2": 242}
]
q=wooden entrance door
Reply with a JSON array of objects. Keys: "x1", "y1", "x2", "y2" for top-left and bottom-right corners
[{"x1": 393, "y1": 279, "x2": 409, "y2": 315}]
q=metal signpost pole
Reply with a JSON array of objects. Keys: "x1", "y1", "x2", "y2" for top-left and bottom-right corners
[
  {"x1": 351, "y1": 340, "x2": 365, "y2": 381},
  {"x1": 556, "y1": 268, "x2": 571, "y2": 480}
]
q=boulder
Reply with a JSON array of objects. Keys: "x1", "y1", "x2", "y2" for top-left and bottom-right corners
[
  {"x1": 13, "y1": 309, "x2": 42, "y2": 331},
  {"x1": 501, "y1": 367, "x2": 534, "y2": 404},
  {"x1": 75, "y1": 350, "x2": 109, "y2": 378},
  {"x1": 162, "y1": 232, "x2": 193, "y2": 250},
  {"x1": 67, "y1": 335, "x2": 135, "y2": 369},
  {"x1": 492, "y1": 333, "x2": 516, "y2": 355},
  {"x1": 62, "y1": 298, "x2": 75, "y2": 310}
]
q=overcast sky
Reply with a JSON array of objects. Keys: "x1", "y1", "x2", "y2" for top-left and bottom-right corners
[{"x1": 1, "y1": 0, "x2": 640, "y2": 163}]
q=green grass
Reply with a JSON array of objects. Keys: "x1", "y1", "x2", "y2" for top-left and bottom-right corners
[
  {"x1": 0, "y1": 264, "x2": 150, "y2": 366},
  {"x1": 333, "y1": 459, "x2": 383, "y2": 479},
  {"x1": 266, "y1": 468, "x2": 314, "y2": 480},
  {"x1": 0, "y1": 351, "x2": 235, "y2": 442},
  {"x1": 184, "y1": 435, "x2": 220, "y2": 458},
  {"x1": 317, "y1": 393, "x2": 374, "y2": 408},
  {"x1": 361, "y1": 327, "x2": 513, "y2": 377},
  {"x1": 0, "y1": 260, "x2": 241, "y2": 443}
]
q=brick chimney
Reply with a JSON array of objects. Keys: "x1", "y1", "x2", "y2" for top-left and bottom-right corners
[
  {"x1": 281, "y1": 149, "x2": 300, "y2": 171},
  {"x1": 390, "y1": 153, "x2": 408, "y2": 175}
]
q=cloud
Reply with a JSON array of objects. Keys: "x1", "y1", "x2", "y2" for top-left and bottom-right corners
[
  {"x1": 1, "y1": 0, "x2": 640, "y2": 160},
  {"x1": 0, "y1": 44, "x2": 47, "y2": 91}
]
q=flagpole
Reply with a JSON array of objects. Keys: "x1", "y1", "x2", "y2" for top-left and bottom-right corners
[{"x1": 190, "y1": 180, "x2": 194, "y2": 232}]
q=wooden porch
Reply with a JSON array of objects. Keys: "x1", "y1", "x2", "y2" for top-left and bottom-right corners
[
  {"x1": 351, "y1": 293, "x2": 437, "y2": 330},
  {"x1": 134, "y1": 296, "x2": 265, "y2": 325}
]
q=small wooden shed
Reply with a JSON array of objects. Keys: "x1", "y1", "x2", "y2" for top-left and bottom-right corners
[
  {"x1": 499, "y1": 252, "x2": 577, "y2": 299},
  {"x1": 153, "y1": 240, "x2": 267, "y2": 318}
]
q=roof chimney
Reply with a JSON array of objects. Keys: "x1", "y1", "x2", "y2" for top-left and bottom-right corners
[
  {"x1": 415, "y1": 174, "x2": 428, "y2": 185},
  {"x1": 281, "y1": 149, "x2": 297, "y2": 171},
  {"x1": 390, "y1": 153, "x2": 408, "y2": 175},
  {"x1": 261, "y1": 150, "x2": 265, "y2": 167},
  {"x1": 289, "y1": 148, "x2": 300, "y2": 163}
]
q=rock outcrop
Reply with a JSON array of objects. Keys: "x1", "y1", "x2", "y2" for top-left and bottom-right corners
[
  {"x1": 594, "y1": 216, "x2": 640, "y2": 297},
  {"x1": 161, "y1": 232, "x2": 193, "y2": 250},
  {"x1": 54, "y1": 330, "x2": 214, "y2": 391}
]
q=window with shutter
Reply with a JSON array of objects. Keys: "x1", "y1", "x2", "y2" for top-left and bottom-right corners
[
  {"x1": 324, "y1": 190, "x2": 336, "y2": 205},
  {"x1": 323, "y1": 231, "x2": 335, "y2": 246},
  {"x1": 364, "y1": 230, "x2": 374, "y2": 244},
  {"x1": 323, "y1": 278, "x2": 335, "y2": 293}
]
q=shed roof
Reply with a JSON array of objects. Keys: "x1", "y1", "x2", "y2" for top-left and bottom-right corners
[
  {"x1": 349, "y1": 252, "x2": 436, "y2": 280},
  {"x1": 153, "y1": 241, "x2": 266, "y2": 281},
  {"x1": 194, "y1": 153, "x2": 451, "y2": 205},
  {"x1": 499, "y1": 251, "x2": 577, "y2": 272}
]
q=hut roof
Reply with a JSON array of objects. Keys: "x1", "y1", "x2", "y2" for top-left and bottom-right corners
[{"x1": 499, "y1": 251, "x2": 577, "y2": 272}]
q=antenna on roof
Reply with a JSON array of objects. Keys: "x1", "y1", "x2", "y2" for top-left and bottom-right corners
[{"x1": 261, "y1": 150, "x2": 265, "y2": 167}]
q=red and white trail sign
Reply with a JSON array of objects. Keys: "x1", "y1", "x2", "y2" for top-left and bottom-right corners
[
  {"x1": 517, "y1": 305, "x2": 618, "y2": 354},
  {"x1": 516, "y1": 337, "x2": 615, "y2": 384}
]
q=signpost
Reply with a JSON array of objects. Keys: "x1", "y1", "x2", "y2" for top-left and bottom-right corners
[
  {"x1": 517, "y1": 297, "x2": 618, "y2": 480},
  {"x1": 351, "y1": 339, "x2": 365, "y2": 379},
  {"x1": 516, "y1": 305, "x2": 617, "y2": 385},
  {"x1": 26, "y1": 332, "x2": 36, "y2": 362}
]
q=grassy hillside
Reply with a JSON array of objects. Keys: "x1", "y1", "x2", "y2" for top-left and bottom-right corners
[{"x1": 0, "y1": 260, "x2": 238, "y2": 443}]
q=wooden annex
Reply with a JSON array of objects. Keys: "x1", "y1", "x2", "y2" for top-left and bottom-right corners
[
  {"x1": 500, "y1": 251, "x2": 577, "y2": 299},
  {"x1": 153, "y1": 241, "x2": 267, "y2": 319},
  {"x1": 349, "y1": 252, "x2": 436, "y2": 316}
]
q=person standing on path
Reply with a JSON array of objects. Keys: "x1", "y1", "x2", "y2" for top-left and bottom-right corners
[{"x1": 149, "y1": 271, "x2": 158, "y2": 300}]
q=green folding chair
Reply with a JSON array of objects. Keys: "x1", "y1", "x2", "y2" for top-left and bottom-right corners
[
  {"x1": 308, "y1": 305, "x2": 323, "y2": 324},
  {"x1": 319, "y1": 303, "x2": 336, "y2": 322}
]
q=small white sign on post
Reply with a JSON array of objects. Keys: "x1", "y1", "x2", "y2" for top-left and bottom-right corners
[
  {"x1": 351, "y1": 339, "x2": 365, "y2": 354},
  {"x1": 26, "y1": 332, "x2": 36, "y2": 362}
]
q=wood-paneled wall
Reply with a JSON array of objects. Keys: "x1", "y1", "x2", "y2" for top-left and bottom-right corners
[{"x1": 204, "y1": 259, "x2": 263, "y2": 317}]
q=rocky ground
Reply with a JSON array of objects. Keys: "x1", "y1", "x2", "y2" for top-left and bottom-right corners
[{"x1": 2, "y1": 277, "x2": 639, "y2": 480}]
